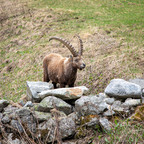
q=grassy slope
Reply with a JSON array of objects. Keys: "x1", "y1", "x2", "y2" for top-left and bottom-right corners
[
  {"x1": 38, "y1": 0, "x2": 144, "y2": 41},
  {"x1": 0, "y1": 0, "x2": 144, "y2": 101}
]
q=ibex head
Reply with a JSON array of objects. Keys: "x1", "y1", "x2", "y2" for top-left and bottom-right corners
[{"x1": 49, "y1": 35, "x2": 86, "y2": 70}]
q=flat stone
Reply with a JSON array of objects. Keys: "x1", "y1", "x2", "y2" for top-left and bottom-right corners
[
  {"x1": 111, "y1": 100, "x2": 124, "y2": 113},
  {"x1": 4, "y1": 105, "x2": 19, "y2": 115},
  {"x1": 122, "y1": 98, "x2": 141, "y2": 107},
  {"x1": 75, "y1": 95, "x2": 108, "y2": 116},
  {"x1": 19, "y1": 100, "x2": 25, "y2": 106},
  {"x1": 0, "y1": 100, "x2": 9, "y2": 112},
  {"x1": 103, "y1": 109, "x2": 115, "y2": 117},
  {"x1": 0, "y1": 113, "x2": 3, "y2": 119},
  {"x1": 85, "y1": 117, "x2": 99, "y2": 128},
  {"x1": 33, "y1": 110, "x2": 66, "y2": 122},
  {"x1": 23, "y1": 101, "x2": 33, "y2": 107},
  {"x1": 1, "y1": 115, "x2": 10, "y2": 124},
  {"x1": 3, "y1": 105, "x2": 18, "y2": 120},
  {"x1": 35, "y1": 96, "x2": 72, "y2": 115},
  {"x1": 11, "y1": 120, "x2": 24, "y2": 133},
  {"x1": 26, "y1": 81, "x2": 54, "y2": 102},
  {"x1": 98, "y1": 93, "x2": 108, "y2": 99},
  {"x1": 16, "y1": 107, "x2": 31, "y2": 117},
  {"x1": 104, "y1": 98, "x2": 115, "y2": 105},
  {"x1": 99, "y1": 117, "x2": 112, "y2": 131},
  {"x1": 105, "y1": 79, "x2": 142, "y2": 99},
  {"x1": 33, "y1": 111, "x2": 52, "y2": 122},
  {"x1": 38, "y1": 86, "x2": 89, "y2": 101}
]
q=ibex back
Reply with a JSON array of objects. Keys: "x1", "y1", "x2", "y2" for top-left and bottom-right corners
[{"x1": 43, "y1": 36, "x2": 86, "y2": 88}]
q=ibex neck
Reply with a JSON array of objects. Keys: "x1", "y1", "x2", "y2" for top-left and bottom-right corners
[{"x1": 64, "y1": 61, "x2": 77, "y2": 78}]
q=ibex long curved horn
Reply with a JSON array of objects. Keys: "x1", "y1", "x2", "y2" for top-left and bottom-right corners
[
  {"x1": 49, "y1": 37, "x2": 78, "y2": 57},
  {"x1": 75, "y1": 35, "x2": 83, "y2": 56}
]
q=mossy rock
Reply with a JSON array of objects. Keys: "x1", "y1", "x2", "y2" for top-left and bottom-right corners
[
  {"x1": 75, "y1": 115, "x2": 99, "y2": 138},
  {"x1": 80, "y1": 115, "x2": 99, "y2": 125},
  {"x1": 131, "y1": 104, "x2": 144, "y2": 121}
]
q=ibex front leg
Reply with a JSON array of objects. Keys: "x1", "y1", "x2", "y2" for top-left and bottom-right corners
[
  {"x1": 60, "y1": 83, "x2": 66, "y2": 88},
  {"x1": 69, "y1": 83, "x2": 74, "y2": 87}
]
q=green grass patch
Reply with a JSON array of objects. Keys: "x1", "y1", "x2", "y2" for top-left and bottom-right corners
[
  {"x1": 92, "y1": 120, "x2": 144, "y2": 144},
  {"x1": 34, "y1": 0, "x2": 144, "y2": 43}
]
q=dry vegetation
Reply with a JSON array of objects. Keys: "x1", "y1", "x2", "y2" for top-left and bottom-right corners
[{"x1": 0, "y1": 1, "x2": 144, "y2": 99}]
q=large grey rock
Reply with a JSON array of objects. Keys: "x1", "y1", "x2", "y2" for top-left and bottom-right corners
[
  {"x1": 75, "y1": 95, "x2": 108, "y2": 116},
  {"x1": 38, "y1": 86, "x2": 89, "y2": 101},
  {"x1": 99, "y1": 117, "x2": 112, "y2": 131},
  {"x1": 26, "y1": 81, "x2": 54, "y2": 102},
  {"x1": 105, "y1": 79, "x2": 142, "y2": 99},
  {"x1": 38, "y1": 113, "x2": 76, "y2": 143},
  {"x1": 59, "y1": 113, "x2": 76, "y2": 138},
  {"x1": 129, "y1": 78, "x2": 144, "y2": 88},
  {"x1": 0, "y1": 100, "x2": 9, "y2": 112},
  {"x1": 38, "y1": 119, "x2": 56, "y2": 142},
  {"x1": 35, "y1": 96, "x2": 72, "y2": 115},
  {"x1": 129, "y1": 78, "x2": 144, "y2": 97}
]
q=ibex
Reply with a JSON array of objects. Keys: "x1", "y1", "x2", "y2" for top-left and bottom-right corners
[{"x1": 43, "y1": 35, "x2": 86, "y2": 88}]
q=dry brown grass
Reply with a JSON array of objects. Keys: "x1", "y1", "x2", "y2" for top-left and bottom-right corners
[
  {"x1": 75, "y1": 29, "x2": 144, "y2": 93},
  {"x1": 0, "y1": 0, "x2": 144, "y2": 101},
  {"x1": 0, "y1": 0, "x2": 32, "y2": 23}
]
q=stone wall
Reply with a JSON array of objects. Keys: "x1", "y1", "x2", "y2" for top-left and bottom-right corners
[{"x1": 0, "y1": 78, "x2": 144, "y2": 143}]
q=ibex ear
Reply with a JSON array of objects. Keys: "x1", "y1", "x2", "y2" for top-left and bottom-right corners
[{"x1": 69, "y1": 55, "x2": 73, "y2": 62}]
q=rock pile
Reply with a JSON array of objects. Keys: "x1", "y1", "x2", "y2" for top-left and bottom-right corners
[{"x1": 0, "y1": 79, "x2": 143, "y2": 143}]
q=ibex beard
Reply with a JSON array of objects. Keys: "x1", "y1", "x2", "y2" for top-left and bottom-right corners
[{"x1": 43, "y1": 36, "x2": 86, "y2": 88}]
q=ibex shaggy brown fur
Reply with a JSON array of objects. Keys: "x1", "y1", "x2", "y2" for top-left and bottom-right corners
[{"x1": 43, "y1": 35, "x2": 86, "y2": 88}]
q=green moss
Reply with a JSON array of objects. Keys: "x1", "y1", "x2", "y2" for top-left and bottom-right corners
[
  {"x1": 75, "y1": 115, "x2": 99, "y2": 138},
  {"x1": 132, "y1": 105, "x2": 144, "y2": 121}
]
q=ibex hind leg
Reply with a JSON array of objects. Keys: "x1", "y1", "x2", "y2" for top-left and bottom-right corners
[
  {"x1": 43, "y1": 63, "x2": 50, "y2": 82},
  {"x1": 43, "y1": 69, "x2": 50, "y2": 82}
]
